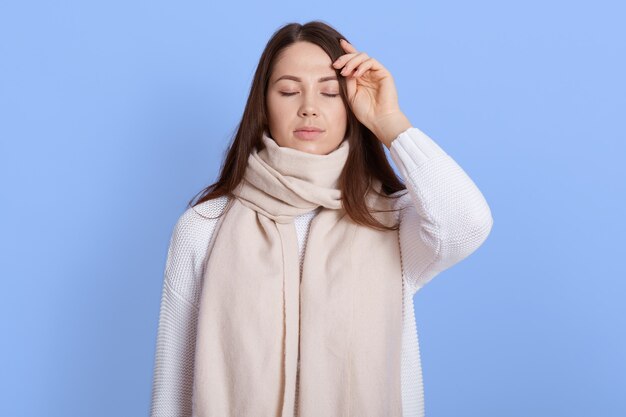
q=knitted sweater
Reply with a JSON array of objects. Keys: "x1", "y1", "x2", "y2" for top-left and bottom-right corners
[{"x1": 149, "y1": 126, "x2": 494, "y2": 417}]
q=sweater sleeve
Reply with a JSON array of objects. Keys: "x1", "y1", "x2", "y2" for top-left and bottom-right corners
[
  {"x1": 389, "y1": 126, "x2": 494, "y2": 295},
  {"x1": 149, "y1": 205, "x2": 222, "y2": 417}
]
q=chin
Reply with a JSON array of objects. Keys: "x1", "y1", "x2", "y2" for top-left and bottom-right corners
[
  {"x1": 294, "y1": 143, "x2": 327, "y2": 155},
  {"x1": 292, "y1": 139, "x2": 342, "y2": 155}
]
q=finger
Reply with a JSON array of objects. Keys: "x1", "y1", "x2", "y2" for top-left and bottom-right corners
[
  {"x1": 355, "y1": 58, "x2": 387, "y2": 79},
  {"x1": 339, "y1": 38, "x2": 358, "y2": 53},
  {"x1": 345, "y1": 72, "x2": 357, "y2": 101},
  {"x1": 339, "y1": 52, "x2": 370, "y2": 76},
  {"x1": 332, "y1": 39, "x2": 359, "y2": 68},
  {"x1": 352, "y1": 58, "x2": 376, "y2": 78},
  {"x1": 332, "y1": 52, "x2": 358, "y2": 69}
]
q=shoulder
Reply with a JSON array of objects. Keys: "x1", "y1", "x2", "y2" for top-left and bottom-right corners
[
  {"x1": 174, "y1": 195, "x2": 230, "y2": 230},
  {"x1": 168, "y1": 194, "x2": 231, "y2": 255},
  {"x1": 164, "y1": 194, "x2": 232, "y2": 305},
  {"x1": 186, "y1": 194, "x2": 230, "y2": 219},
  {"x1": 191, "y1": 194, "x2": 231, "y2": 218}
]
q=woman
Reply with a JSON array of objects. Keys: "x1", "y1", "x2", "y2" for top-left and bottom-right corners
[{"x1": 150, "y1": 21, "x2": 493, "y2": 417}]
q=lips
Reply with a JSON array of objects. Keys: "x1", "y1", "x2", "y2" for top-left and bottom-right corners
[
  {"x1": 294, "y1": 129, "x2": 324, "y2": 140},
  {"x1": 295, "y1": 126, "x2": 324, "y2": 132}
]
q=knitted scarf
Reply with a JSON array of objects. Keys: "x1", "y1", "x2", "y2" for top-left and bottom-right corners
[{"x1": 192, "y1": 130, "x2": 405, "y2": 417}]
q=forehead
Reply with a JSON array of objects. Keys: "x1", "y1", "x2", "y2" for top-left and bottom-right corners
[{"x1": 272, "y1": 41, "x2": 334, "y2": 77}]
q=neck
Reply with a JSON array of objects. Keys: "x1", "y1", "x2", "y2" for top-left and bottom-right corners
[{"x1": 259, "y1": 131, "x2": 350, "y2": 188}]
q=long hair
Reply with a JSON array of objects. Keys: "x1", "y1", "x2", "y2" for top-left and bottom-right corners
[{"x1": 188, "y1": 20, "x2": 408, "y2": 231}]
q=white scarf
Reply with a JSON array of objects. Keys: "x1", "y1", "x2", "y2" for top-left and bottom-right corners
[{"x1": 193, "y1": 130, "x2": 405, "y2": 416}]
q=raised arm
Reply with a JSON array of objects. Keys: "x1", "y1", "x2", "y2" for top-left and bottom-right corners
[{"x1": 389, "y1": 126, "x2": 494, "y2": 295}]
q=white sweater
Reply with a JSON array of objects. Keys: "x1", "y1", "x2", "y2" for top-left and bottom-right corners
[{"x1": 150, "y1": 126, "x2": 494, "y2": 417}]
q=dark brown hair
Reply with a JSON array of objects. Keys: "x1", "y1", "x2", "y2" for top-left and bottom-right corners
[{"x1": 188, "y1": 20, "x2": 407, "y2": 231}]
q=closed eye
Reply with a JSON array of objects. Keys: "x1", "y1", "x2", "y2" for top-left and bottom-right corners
[{"x1": 279, "y1": 92, "x2": 339, "y2": 98}]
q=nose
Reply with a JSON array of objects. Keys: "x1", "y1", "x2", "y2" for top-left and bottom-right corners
[{"x1": 298, "y1": 93, "x2": 319, "y2": 117}]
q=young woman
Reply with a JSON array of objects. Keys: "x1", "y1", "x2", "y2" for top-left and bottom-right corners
[{"x1": 150, "y1": 21, "x2": 493, "y2": 417}]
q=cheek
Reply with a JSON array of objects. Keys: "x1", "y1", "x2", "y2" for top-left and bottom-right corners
[
  {"x1": 267, "y1": 96, "x2": 278, "y2": 116},
  {"x1": 267, "y1": 97, "x2": 286, "y2": 128},
  {"x1": 268, "y1": 96, "x2": 292, "y2": 118},
  {"x1": 330, "y1": 103, "x2": 348, "y2": 127}
]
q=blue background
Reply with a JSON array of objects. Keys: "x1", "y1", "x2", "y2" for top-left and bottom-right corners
[{"x1": 1, "y1": 1, "x2": 625, "y2": 416}]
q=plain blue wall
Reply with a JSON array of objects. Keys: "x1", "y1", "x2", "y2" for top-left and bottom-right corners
[{"x1": 1, "y1": 1, "x2": 625, "y2": 416}]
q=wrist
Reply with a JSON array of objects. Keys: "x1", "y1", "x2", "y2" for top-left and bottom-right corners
[{"x1": 372, "y1": 111, "x2": 412, "y2": 148}]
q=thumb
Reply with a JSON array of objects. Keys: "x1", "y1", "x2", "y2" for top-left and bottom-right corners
[{"x1": 345, "y1": 76, "x2": 357, "y2": 106}]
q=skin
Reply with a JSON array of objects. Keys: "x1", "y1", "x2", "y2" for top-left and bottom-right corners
[
  {"x1": 266, "y1": 38, "x2": 413, "y2": 155},
  {"x1": 266, "y1": 41, "x2": 348, "y2": 155}
]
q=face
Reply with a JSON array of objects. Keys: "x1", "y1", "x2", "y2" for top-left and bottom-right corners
[{"x1": 266, "y1": 41, "x2": 348, "y2": 155}]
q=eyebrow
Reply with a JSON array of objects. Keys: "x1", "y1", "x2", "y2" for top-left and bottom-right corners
[{"x1": 273, "y1": 75, "x2": 338, "y2": 84}]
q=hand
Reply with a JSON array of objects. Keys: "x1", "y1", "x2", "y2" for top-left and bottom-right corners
[{"x1": 332, "y1": 39, "x2": 411, "y2": 147}]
